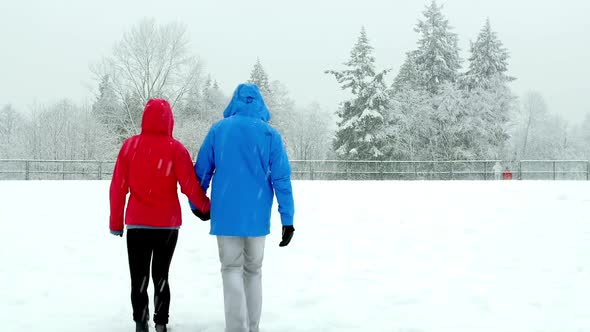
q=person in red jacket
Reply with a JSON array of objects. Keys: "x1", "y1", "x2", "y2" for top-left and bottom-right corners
[{"x1": 109, "y1": 98, "x2": 210, "y2": 332}]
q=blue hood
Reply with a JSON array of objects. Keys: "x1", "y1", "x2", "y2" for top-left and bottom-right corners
[{"x1": 223, "y1": 83, "x2": 271, "y2": 122}]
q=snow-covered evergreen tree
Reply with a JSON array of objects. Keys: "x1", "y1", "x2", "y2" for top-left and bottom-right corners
[
  {"x1": 91, "y1": 75, "x2": 130, "y2": 143},
  {"x1": 391, "y1": 9, "x2": 517, "y2": 160},
  {"x1": 248, "y1": 58, "x2": 272, "y2": 99},
  {"x1": 268, "y1": 80, "x2": 296, "y2": 147},
  {"x1": 428, "y1": 83, "x2": 478, "y2": 160},
  {"x1": 413, "y1": 0, "x2": 462, "y2": 94},
  {"x1": 392, "y1": 51, "x2": 421, "y2": 92},
  {"x1": 386, "y1": 88, "x2": 431, "y2": 160},
  {"x1": 202, "y1": 78, "x2": 227, "y2": 120},
  {"x1": 326, "y1": 27, "x2": 392, "y2": 160},
  {"x1": 460, "y1": 20, "x2": 515, "y2": 158},
  {"x1": 467, "y1": 78, "x2": 515, "y2": 158},
  {"x1": 327, "y1": 27, "x2": 376, "y2": 95},
  {"x1": 247, "y1": 59, "x2": 292, "y2": 134},
  {"x1": 247, "y1": 59, "x2": 306, "y2": 157},
  {"x1": 463, "y1": 19, "x2": 513, "y2": 90},
  {"x1": 389, "y1": 2, "x2": 464, "y2": 160}
]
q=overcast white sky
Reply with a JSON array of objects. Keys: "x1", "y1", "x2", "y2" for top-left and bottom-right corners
[{"x1": 1, "y1": 0, "x2": 589, "y2": 122}]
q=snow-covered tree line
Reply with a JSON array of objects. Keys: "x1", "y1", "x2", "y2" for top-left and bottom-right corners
[
  {"x1": 0, "y1": 101, "x2": 113, "y2": 160},
  {"x1": 91, "y1": 19, "x2": 333, "y2": 160},
  {"x1": 327, "y1": 0, "x2": 586, "y2": 161},
  {"x1": 0, "y1": 19, "x2": 333, "y2": 161},
  {"x1": 1, "y1": 7, "x2": 588, "y2": 163}
]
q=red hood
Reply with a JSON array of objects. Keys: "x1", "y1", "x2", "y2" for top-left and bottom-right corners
[{"x1": 141, "y1": 98, "x2": 174, "y2": 136}]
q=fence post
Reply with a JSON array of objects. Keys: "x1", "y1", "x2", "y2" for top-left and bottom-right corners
[
  {"x1": 553, "y1": 161, "x2": 556, "y2": 180},
  {"x1": 98, "y1": 161, "x2": 102, "y2": 180},
  {"x1": 25, "y1": 160, "x2": 30, "y2": 180},
  {"x1": 414, "y1": 162, "x2": 417, "y2": 180},
  {"x1": 432, "y1": 161, "x2": 436, "y2": 180},
  {"x1": 518, "y1": 161, "x2": 522, "y2": 180},
  {"x1": 483, "y1": 162, "x2": 487, "y2": 181},
  {"x1": 450, "y1": 162, "x2": 454, "y2": 180},
  {"x1": 310, "y1": 162, "x2": 314, "y2": 181},
  {"x1": 62, "y1": 161, "x2": 66, "y2": 180},
  {"x1": 347, "y1": 162, "x2": 351, "y2": 180}
]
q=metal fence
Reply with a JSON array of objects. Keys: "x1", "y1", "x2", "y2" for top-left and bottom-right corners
[
  {"x1": 0, "y1": 159, "x2": 116, "y2": 180},
  {"x1": 291, "y1": 160, "x2": 590, "y2": 180},
  {"x1": 1, "y1": 159, "x2": 589, "y2": 181}
]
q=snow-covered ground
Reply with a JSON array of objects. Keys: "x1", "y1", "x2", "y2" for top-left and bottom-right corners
[{"x1": 0, "y1": 180, "x2": 589, "y2": 332}]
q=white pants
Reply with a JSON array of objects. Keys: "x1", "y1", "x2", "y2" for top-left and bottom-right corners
[{"x1": 217, "y1": 236, "x2": 266, "y2": 332}]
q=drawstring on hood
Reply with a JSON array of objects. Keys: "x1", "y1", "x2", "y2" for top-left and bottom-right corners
[{"x1": 223, "y1": 84, "x2": 271, "y2": 122}]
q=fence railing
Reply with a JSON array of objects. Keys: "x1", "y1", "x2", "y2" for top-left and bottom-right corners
[
  {"x1": 0, "y1": 159, "x2": 116, "y2": 180},
  {"x1": 1, "y1": 159, "x2": 589, "y2": 181},
  {"x1": 290, "y1": 160, "x2": 590, "y2": 180}
]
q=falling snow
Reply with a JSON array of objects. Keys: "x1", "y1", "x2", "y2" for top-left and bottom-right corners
[{"x1": 165, "y1": 161, "x2": 173, "y2": 177}]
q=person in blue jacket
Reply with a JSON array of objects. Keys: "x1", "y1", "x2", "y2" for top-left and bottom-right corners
[{"x1": 190, "y1": 83, "x2": 295, "y2": 332}]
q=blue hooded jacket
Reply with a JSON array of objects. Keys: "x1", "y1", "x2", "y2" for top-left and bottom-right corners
[{"x1": 191, "y1": 83, "x2": 294, "y2": 236}]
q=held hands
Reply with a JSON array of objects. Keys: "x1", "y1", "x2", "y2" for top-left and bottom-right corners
[
  {"x1": 190, "y1": 209, "x2": 293, "y2": 246},
  {"x1": 279, "y1": 225, "x2": 295, "y2": 247},
  {"x1": 110, "y1": 230, "x2": 123, "y2": 237},
  {"x1": 192, "y1": 208, "x2": 211, "y2": 221}
]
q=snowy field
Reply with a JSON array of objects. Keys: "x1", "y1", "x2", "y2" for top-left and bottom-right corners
[{"x1": 0, "y1": 180, "x2": 589, "y2": 332}]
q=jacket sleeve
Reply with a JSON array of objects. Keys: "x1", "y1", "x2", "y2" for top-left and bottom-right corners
[
  {"x1": 269, "y1": 131, "x2": 294, "y2": 226},
  {"x1": 109, "y1": 140, "x2": 130, "y2": 233},
  {"x1": 194, "y1": 128, "x2": 216, "y2": 193},
  {"x1": 175, "y1": 141, "x2": 211, "y2": 213}
]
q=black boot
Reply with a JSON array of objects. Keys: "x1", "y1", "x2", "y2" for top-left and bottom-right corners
[
  {"x1": 135, "y1": 321, "x2": 149, "y2": 332},
  {"x1": 155, "y1": 324, "x2": 167, "y2": 332}
]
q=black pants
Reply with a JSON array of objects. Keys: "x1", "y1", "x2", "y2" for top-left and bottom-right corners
[{"x1": 127, "y1": 228, "x2": 179, "y2": 325}]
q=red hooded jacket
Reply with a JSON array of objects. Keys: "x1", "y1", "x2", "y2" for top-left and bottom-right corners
[{"x1": 109, "y1": 99, "x2": 210, "y2": 232}]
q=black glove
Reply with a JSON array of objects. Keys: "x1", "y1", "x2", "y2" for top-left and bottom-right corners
[
  {"x1": 279, "y1": 225, "x2": 295, "y2": 247},
  {"x1": 192, "y1": 209, "x2": 211, "y2": 221}
]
